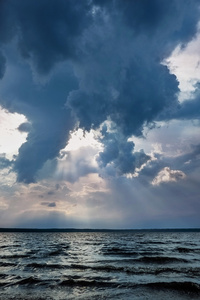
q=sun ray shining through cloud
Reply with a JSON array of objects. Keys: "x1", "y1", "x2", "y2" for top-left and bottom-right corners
[
  {"x1": 0, "y1": 0, "x2": 200, "y2": 229},
  {"x1": 0, "y1": 106, "x2": 28, "y2": 160}
]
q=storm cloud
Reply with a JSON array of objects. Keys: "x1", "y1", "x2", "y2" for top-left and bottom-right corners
[{"x1": 0, "y1": 0, "x2": 200, "y2": 185}]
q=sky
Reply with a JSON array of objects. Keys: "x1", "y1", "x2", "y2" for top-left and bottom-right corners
[{"x1": 0, "y1": 0, "x2": 200, "y2": 229}]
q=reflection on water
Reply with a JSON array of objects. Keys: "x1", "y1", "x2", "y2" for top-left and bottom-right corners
[{"x1": 0, "y1": 231, "x2": 200, "y2": 299}]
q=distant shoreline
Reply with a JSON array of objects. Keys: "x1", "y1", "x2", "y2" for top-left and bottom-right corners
[{"x1": 0, "y1": 228, "x2": 200, "y2": 233}]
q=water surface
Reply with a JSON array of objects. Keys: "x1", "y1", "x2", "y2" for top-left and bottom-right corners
[{"x1": 0, "y1": 230, "x2": 200, "y2": 299}]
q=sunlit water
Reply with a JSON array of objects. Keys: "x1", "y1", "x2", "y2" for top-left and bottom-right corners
[{"x1": 0, "y1": 231, "x2": 200, "y2": 299}]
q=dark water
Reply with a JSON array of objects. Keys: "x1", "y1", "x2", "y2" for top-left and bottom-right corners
[{"x1": 0, "y1": 231, "x2": 200, "y2": 299}]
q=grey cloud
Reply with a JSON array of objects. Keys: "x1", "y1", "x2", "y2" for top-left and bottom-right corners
[
  {"x1": 97, "y1": 125, "x2": 150, "y2": 176},
  {"x1": 13, "y1": 110, "x2": 74, "y2": 183},
  {"x1": 0, "y1": 0, "x2": 199, "y2": 184},
  {"x1": 0, "y1": 0, "x2": 16, "y2": 44},
  {"x1": 41, "y1": 201, "x2": 56, "y2": 207},
  {"x1": 11, "y1": 210, "x2": 80, "y2": 228},
  {"x1": 68, "y1": 19, "x2": 179, "y2": 136},
  {"x1": 94, "y1": 0, "x2": 200, "y2": 54},
  {"x1": 47, "y1": 191, "x2": 55, "y2": 196},
  {"x1": 0, "y1": 51, "x2": 6, "y2": 79},
  {"x1": 139, "y1": 142, "x2": 200, "y2": 186},
  {"x1": 0, "y1": 154, "x2": 12, "y2": 169},
  {"x1": 170, "y1": 143, "x2": 200, "y2": 175},
  {"x1": 18, "y1": 122, "x2": 32, "y2": 133},
  {"x1": 55, "y1": 147, "x2": 98, "y2": 183},
  {"x1": 55, "y1": 183, "x2": 60, "y2": 190},
  {"x1": 172, "y1": 95, "x2": 200, "y2": 121},
  {"x1": 0, "y1": 0, "x2": 92, "y2": 75},
  {"x1": 67, "y1": 0, "x2": 199, "y2": 176},
  {"x1": 159, "y1": 84, "x2": 200, "y2": 122},
  {"x1": 1, "y1": 58, "x2": 77, "y2": 183}
]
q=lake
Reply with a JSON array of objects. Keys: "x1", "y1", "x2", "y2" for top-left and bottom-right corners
[{"x1": 0, "y1": 230, "x2": 200, "y2": 299}]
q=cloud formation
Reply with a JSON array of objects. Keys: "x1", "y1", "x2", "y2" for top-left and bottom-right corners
[
  {"x1": 0, "y1": 0, "x2": 199, "y2": 183},
  {"x1": 97, "y1": 124, "x2": 150, "y2": 176},
  {"x1": 152, "y1": 167, "x2": 186, "y2": 186},
  {"x1": 0, "y1": 0, "x2": 92, "y2": 74},
  {"x1": 0, "y1": 154, "x2": 12, "y2": 169}
]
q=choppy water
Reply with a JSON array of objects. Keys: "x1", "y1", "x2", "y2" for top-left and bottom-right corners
[{"x1": 0, "y1": 230, "x2": 200, "y2": 299}]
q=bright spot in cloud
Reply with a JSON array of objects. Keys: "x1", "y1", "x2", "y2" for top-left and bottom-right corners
[
  {"x1": 152, "y1": 167, "x2": 186, "y2": 186},
  {"x1": 164, "y1": 31, "x2": 200, "y2": 102},
  {"x1": 0, "y1": 106, "x2": 28, "y2": 160},
  {"x1": 64, "y1": 128, "x2": 101, "y2": 152},
  {"x1": 55, "y1": 129, "x2": 102, "y2": 183}
]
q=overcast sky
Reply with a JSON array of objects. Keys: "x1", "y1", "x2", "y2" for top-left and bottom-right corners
[{"x1": 0, "y1": 0, "x2": 200, "y2": 229}]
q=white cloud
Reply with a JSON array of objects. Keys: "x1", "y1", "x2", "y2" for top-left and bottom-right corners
[
  {"x1": 132, "y1": 120, "x2": 200, "y2": 159},
  {"x1": 164, "y1": 30, "x2": 200, "y2": 102},
  {"x1": 152, "y1": 167, "x2": 186, "y2": 186},
  {"x1": 63, "y1": 128, "x2": 101, "y2": 152},
  {"x1": 0, "y1": 106, "x2": 28, "y2": 160}
]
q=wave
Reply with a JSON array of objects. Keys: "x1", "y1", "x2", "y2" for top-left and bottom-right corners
[
  {"x1": 102, "y1": 246, "x2": 138, "y2": 256},
  {"x1": 145, "y1": 281, "x2": 200, "y2": 294},
  {"x1": 16, "y1": 276, "x2": 43, "y2": 285},
  {"x1": 26, "y1": 263, "x2": 66, "y2": 269},
  {"x1": 175, "y1": 247, "x2": 193, "y2": 253},
  {"x1": 175, "y1": 246, "x2": 200, "y2": 254},
  {"x1": 138, "y1": 241, "x2": 166, "y2": 245},
  {"x1": 0, "y1": 262, "x2": 17, "y2": 267},
  {"x1": 0, "y1": 244, "x2": 21, "y2": 249},
  {"x1": 48, "y1": 249, "x2": 65, "y2": 256},
  {"x1": 135, "y1": 256, "x2": 188, "y2": 264},
  {"x1": 2, "y1": 275, "x2": 200, "y2": 296},
  {"x1": 57, "y1": 278, "x2": 200, "y2": 295},
  {"x1": 59, "y1": 278, "x2": 117, "y2": 288},
  {"x1": 70, "y1": 263, "x2": 200, "y2": 277},
  {"x1": 0, "y1": 254, "x2": 29, "y2": 259}
]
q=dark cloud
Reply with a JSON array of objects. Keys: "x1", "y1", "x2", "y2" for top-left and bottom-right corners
[
  {"x1": 97, "y1": 124, "x2": 150, "y2": 176},
  {"x1": 0, "y1": 0, "x2": 92, "y2": 75},
  {"x1": 1, "y1": 56, "x2": 77, "y2": 183},
  {"x1": 94, "y1": 0, "x2": 200, "y2": 54},
  {"x1": 67, "y1": 0, "x2": 200, "y2": 176},
  {"x1": 170, "y1": 143, "x2": 200, "y2": 175},
  {"x1": 158, "y1": 82, "x2": 200, "y2": 122},
  {"x1": 0, "y1": 0, "x2": 89, "y2": 182},
  {"x1": 0, "y1": 51, "x2": 6, "y2": 79},
  {"x1": 0, "y1": 0, "x2": 199, "y2": 183},
  {"x1": 41, "y1": 201, "x2": 56, "y2": 207},
  {"x1": 0, "y1": 154, "x2": 12, "y2": 169},
  {"x1": 171, "y1": 95, "x2": 200, "y2": 121},
  {"x1": 17, "y1": 122, "x2": 32, "y2": 133},
  {"x1": 47, "y1": 191, "x2": 55, "y2": 196},
  {"x1": 13, "y1": 108, "x2": 74, "y2": 183}
]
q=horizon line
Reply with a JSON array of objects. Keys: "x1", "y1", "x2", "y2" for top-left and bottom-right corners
[{"x1": 0, "y1": 227, "x2": 200, "y2": 232}]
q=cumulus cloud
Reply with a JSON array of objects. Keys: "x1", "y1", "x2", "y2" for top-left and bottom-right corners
[
  {"x1": 0, "y1": 0, "x2": 199, "y2": 185},
  {"x1": 1, "y1": 60, "x2": 77, "y2": 183},
  {"x1": 97, "y1": 123, "x2": 150, "y2": 176},
  {"x1": 152, "y1": 167, "x2": 186, "y2": 186},
  {"x1": 0, "y1": 0, "x2": 92, "y2": 75},
  {"x1": 0, "y1": 154, "x2": 12, "y2": 169}
]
